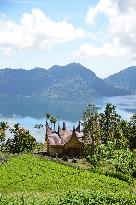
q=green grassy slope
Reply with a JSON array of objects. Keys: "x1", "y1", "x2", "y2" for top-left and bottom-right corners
[{"x1": 0, "y1": 154, "x2": 136, "y2": 204}]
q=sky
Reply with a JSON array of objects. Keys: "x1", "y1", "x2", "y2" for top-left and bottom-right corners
[{"x1": 0, "y1": 0, "x2": 136, "y2": 77}]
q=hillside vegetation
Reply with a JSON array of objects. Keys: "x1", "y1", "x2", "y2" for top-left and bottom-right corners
[{"x1": 0, "y1": 154, "x2": 136, "y2": 204}]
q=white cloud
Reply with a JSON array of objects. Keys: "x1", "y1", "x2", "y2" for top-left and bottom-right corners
[
  {"x1": 76, "y1": 0, "x2": 136, "y2": 59},
  {"x1": 0, "y1": 8, "x2": 85, "y2": 56},
  {"x1": 74, "y1": 43, "x2": 128, "y2": 58}
]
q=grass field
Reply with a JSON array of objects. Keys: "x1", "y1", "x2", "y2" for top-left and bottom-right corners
[{"x1": 0, "y1": 154, "x2": 136, "y2": 204}]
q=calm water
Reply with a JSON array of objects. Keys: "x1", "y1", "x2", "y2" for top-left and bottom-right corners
[{"x1": 0, "y1": 95, "x2": 136, "y2": 142}]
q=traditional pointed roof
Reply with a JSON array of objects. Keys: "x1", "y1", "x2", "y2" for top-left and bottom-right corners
[
  {"x1": 46, "y1": 122, "x2": 83, "y2": 146},
  {"x1": 62, "y1": 131, "x2": 83, "y2": 145},
  {"x1": 47, "y1": 133, "x2": 62, "y2": 146}
]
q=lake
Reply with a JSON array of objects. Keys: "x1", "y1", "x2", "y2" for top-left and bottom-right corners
[{"x1": 0, "y1": 94, "x2": 136, "y2": 142}]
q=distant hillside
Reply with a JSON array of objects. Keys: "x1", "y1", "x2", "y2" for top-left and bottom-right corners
[
  {"x1": 104, "y1": 66, "x2": 136, "y2": 93},
  {"x1": 0, "y1": 63, "x2": 129, "y2": 99}
]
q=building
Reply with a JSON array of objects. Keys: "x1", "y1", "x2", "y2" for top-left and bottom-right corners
[{"x1": 46, "y1": 122, "x2": 84, "y2": 157}]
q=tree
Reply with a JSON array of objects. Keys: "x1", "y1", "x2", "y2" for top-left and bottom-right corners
[
  {"x1": 0, "y1": 129, "x2": 6, "y2": 149},
  {"x1": 128, "y1": 114, "x2": 136, "y2": 150},
  {"x1": 0, "y1": 121, "x2": 8, "y2": 150},
  {"x1": 50, "y1": 116, "x2": 57, "y2": 132},
  {"x1": 34, "y1": 124, "x2": 43, "y2": 129},
  {"x1": 45, "y1": 112, "x2": 51, "y2": 123},
  {"x1": 82, "y1": 104, "x2": 101, "y2": 156},
  {"x1": 13, "y1": 123, "x2": 20, "y2": 131},
  {"x1": 45, "y1": 112, "x2": 51, "y2": 119},
  {"x1": 116, "y1": 119, "x2": 129, "y2": 149},
  {"x1": 99, "y1": 103, "x2": 121, "y2": 144},
  {"x1": 0, "y1": 121, "x2": 8, "y2": 131},
  {"x1": 6, "y1": 124, "x2": 36, "y2": 153}
]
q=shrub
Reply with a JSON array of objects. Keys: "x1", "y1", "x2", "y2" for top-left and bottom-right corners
[{"x1": 5, "y1": 125, "x2": 36, "y2": 153}]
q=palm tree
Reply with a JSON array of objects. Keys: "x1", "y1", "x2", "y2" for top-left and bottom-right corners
[
  {"x1": 45, "y1": 112, "x2": 52, "y2": 126},
  {"x1": 50, "y1": 116, "x2": 57, "y2": 132},
  {"x1": 45, "y1": 112, "x2": 51, "y2": 120},
  {"x1": 14, "y1": 123, "x2": 20, "y2": 131},
  {"x1": 0, "y1": 121, "x2": 8, "y2": 131},
  {"x1": 34, "y1": 124, "x2": 43, "y2": 129}
]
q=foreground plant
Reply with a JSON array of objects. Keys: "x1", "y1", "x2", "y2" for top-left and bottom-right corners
[{"x1": 5, "y1": 124, "x2": 36, "y2": 153}]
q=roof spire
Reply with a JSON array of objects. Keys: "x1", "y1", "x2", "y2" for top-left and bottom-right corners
[
  {"x1": 58, "y1": 123, "x2": 60, "y2": 136},
  {"x1": 73, "y1": 126, "x2": 75, "y2": 133},
  {"x1": 62, "y1": 122, "x2": 66, "y2": 131}
]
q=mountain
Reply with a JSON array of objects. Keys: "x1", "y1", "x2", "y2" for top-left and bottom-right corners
[
  {"x1": 0, "y1": 63, "x2": 129, "y2": 99},
  {"x1": 104, "y1": 66, "x2": 136, "y2": 93}
]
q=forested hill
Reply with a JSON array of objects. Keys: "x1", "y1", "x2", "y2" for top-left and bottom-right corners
[
  {"x1": 0, "y1": 63, "x2": 129, "y2": 99},
  {"x1": 104, "y1": 66, "x2": 136, "y2": 93}
]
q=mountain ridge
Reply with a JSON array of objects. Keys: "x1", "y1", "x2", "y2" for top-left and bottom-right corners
[
  {"x1": 0, "y1": 63, "x2": 131, "y2": 99},
  {"x1": 104, "y1": 66, "x2": 136, "y2": 92}
]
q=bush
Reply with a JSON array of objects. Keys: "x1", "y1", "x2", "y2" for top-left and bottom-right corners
[
  {"x1": 46, "y1": 190, "x2": 136, "y2": 205},
  {"x1": 86, "y1": 154, "x2": 100, "y2": 167},
  {"x1": 110, "y1": 149, "x2": 136, "y2": 177},
  {"x1": 1, "y1": 190, "x2": 136, "y2": 205},
  {"x1": 5, "y1": 125, "x2": 36, "y2": 153}
]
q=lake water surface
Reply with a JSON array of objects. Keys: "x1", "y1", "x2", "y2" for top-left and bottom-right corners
[{"x1": 0, "y1": 95, "x2": 136, "y2": 142}]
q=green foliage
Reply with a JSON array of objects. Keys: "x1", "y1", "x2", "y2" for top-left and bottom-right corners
[
  {"x1": 5, "y1": 125, "x2": 36, "y2": 153},
  {"x1": 128, "y1": 114, "x2": 136, "y2": 150},
  {"x1": 91, "y1": 143, "x2": 136, "y2": 183},
  {"x1": 50, "y1": 116, "x2": 57, "y2": 131},
  {"x1": 100, "y1": 141, "x2": 117, "y2": 159},
  {"x1": 1, "y1": 190, "x2": 136, "y2": 205},
  {"x1": 82, "y1": 103, "x2": 136, "y2": 186},
  {"x1": 0, "y1": 121, "x2": 8, "y2": 131},
  {"x1": 0, "y1": 154, "x2": 136, "y2": 204},
  {"x1": 45, "y1": 112, "x2": 57, "y2": 131},
  {"x1": 34, "y1": 124, "x2": 43, "y2": 129},
  {"x1": 82, "y1": 104, "x2": 101, "y2": 155},
  {"x1": 110, "y1": 149, "x2": 135, "y2": 176},
  {"x1": 110, "y1": 149, "x2": 136, "y2": 187},
  {"x1": 0, "y1": 154, "x2": 129, "y2": 193},
  {"x1": 0, "y1": 129, "x2": 5, "y2": 144},
  {"x1": 0, "y1": 121, "x2": 8, "y2": 144},
  {"x1": 86, "y1": 154, "x2": 100, "y2": 167},
  {"x1": 46, "y1": 190, "x2": 136, "y2": 205},
  {"x1": 45, "y1": 112, "x2": 51, "y2": 119},
  {"x1": 100, "y1": 103, "x2": 121, "y2": 143}
]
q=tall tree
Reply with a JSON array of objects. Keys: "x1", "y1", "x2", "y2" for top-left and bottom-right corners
[
  {"x1": 0, "y1": 121, "x2": 8, "y2": 131},
  {"x1": 50, "y1": 116, "x2": 57, "y2": 132},
  {"x1": 45, "y1": 112, "x2": 51, "y2": 123},
  {"x1": 99, "y1": 103, "x2": 121, "y2": 144},
  {"x1": 45, "y1": 112, "x2": 52, "y2": 132},
  {"x1": 82, "y1": 104, "x2": 101, "y2": 155}
]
